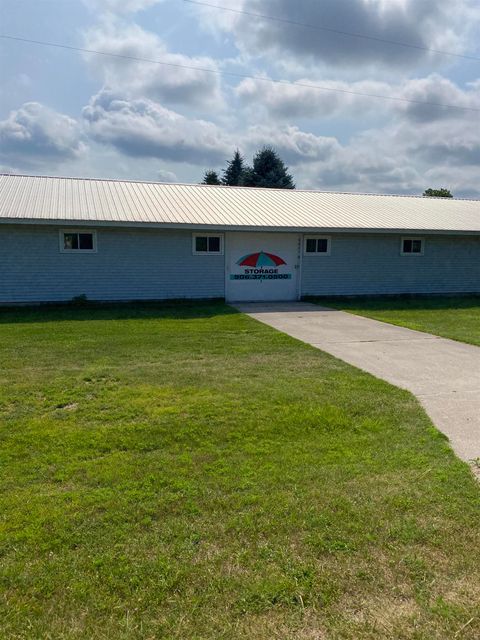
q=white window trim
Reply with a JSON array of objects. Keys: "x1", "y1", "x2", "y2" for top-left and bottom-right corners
[
  {"x1": 192, "y1": 233, "x2": 224, "y2": 255},
  {"x1": 400, "y1": 237, "x2": 425, "y2": 256},
  {"x1": 59, "y1": 229, "x2": 97, "y2": 253},
  {"x1": 303, "y1": 235, "x2": 331, "y2": 256}
]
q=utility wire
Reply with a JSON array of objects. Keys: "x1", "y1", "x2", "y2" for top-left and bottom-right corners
[
  {"x1": 1, "y1": 33, "x2": 479, "y2": 113},
  {"x1": 183, "y1": 0, "x2": 480, "y2": 63}
]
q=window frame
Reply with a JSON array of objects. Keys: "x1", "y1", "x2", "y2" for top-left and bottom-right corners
[
  {"x1": 59, "y1": 229, "x2": 97, "y2": 254},
  {"x1": 303, "y1": 235, "x2": 331, "y2": 256},
  {"x1": 400, "y1": 236, "x2": 425, "y2": 256},
  {"x1": 192, "y1": 233, "x2": 224, "y2": 255}
]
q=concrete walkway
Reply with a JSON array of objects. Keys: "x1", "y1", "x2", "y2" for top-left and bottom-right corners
[{"x1": 236, "y1": 302, "x2": 480, "y2": 469}]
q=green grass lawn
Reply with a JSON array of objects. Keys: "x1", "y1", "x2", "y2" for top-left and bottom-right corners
[
  {"x1": 312, "y1": 296, "x2": 480, "y2": 346},
  {"x1": 0, "y1": 302, "x2": 479, "y2": 639}
]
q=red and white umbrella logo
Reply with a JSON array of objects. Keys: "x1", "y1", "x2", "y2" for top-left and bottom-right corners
[{"x1": 237, "y1": 251, "x2": 286, "y2": 267}]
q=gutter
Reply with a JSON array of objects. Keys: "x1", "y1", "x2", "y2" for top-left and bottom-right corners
[{"x1": 0, "y1": 218, "x2": 480, "y2": 236}]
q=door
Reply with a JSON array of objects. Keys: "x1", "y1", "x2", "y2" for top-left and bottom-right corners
[{"x1": 225, "y1": 232, "x2": 301, "y2": 301}]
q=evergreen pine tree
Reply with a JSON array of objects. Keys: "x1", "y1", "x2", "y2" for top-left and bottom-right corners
[
  {"x1": 222, "y1": 149, "x2": 245, "y2": 186},
  {"x1": 202, "y1": 170, "x2": 222, "y2": 185},
  {"x1": 200, "y1": 147, "x2": 295, "y2": 189},
  {"x1": 249, "y1": 147, "x2": 295, "y2": 189},
  {"x1": 239, "y1": 166, "x2": 255, "y2": 187}
]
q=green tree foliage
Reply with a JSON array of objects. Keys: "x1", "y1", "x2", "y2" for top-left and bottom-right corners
[
  {"x1": 423, "y1": 187, "x2": 453, "y2": 198},
  {"x1": 202, "y1": 170, "x2": 222, "y2": 185},
  {"x1": 222, "y1": 149, "x2": 245, "y2": 186},
  {"x1": 238, "y1": 165, "x2": 255, "y2": 187},
  {"x1": 201, "y1": 147, "x2": 295, "y2": 189},
  {"x1": 246, "y1": 146, "x2": 295, "y2": 189}
]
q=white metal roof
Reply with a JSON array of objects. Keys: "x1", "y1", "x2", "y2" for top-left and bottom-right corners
[{"x1": 1, "y1": 173, "x2": 479, "y2": 234}]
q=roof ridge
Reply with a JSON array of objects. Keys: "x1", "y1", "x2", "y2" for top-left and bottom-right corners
[{"x1": 1, "y1": 173, "x2": 478, "y2": 202}]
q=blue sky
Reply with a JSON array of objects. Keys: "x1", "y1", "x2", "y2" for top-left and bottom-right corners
[{"x1": 1, "y1": 0, "x2": 479, "y2": 195}]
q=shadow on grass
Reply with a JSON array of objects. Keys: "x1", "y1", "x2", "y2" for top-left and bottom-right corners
[
  {"x1": 0, "y1": 299, "x2": 238, "y2": 324},
  {"x1": 306, "y1": 294, "x2": 480, "y2": 312}
]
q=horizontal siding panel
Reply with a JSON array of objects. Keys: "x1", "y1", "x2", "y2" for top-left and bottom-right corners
[
  {"x1": 0, "y1": 226, "x2": 225, "y2": 303},
  {"x1": 301, "y1": 234, "x2": 480, "y2": 296},
  {"x1": 1, "y1": 227, "x2": 479, "y2": 304}
]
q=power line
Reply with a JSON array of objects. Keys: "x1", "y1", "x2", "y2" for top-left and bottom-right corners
[
  {"x1": 1, "y1": 33, "x2": 479, "y2": 113},
  {"x1": 184, "y1": 0, "x2": 480, "y2": 63}
]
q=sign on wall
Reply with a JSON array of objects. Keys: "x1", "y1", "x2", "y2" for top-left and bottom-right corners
[
  {"x1": 225, "y1": 233, "x2": 300, "y2": 301},
  {"x1": 230, "y1": 251, "x2": 293, "y2": 281}
]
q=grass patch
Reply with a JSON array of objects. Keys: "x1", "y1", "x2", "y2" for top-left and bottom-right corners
[
  {"x1": 0, "y1": 301, "x2": 479, "y2": 639},
  {"x1": 310, "y1": 295, "x2": 480, "y2": 346}
]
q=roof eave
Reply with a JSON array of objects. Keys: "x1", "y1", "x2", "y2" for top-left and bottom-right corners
[{"x1": 1, "y1": 217, "x2": 480, "y2": 235}]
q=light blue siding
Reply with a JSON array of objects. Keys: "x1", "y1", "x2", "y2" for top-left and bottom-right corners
[
  {"x1": 1, "y1": 226, "x2": 480, "y2": 304},
  {"x1": 302, "y1": 233, "x2": 480, "y2": 296},
  {"x1": 0, "y1": 225, "x2": 225, "y2": 303}
]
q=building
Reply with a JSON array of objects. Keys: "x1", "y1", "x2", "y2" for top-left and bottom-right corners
[{"x1": 0, "y1": 173, "x2": 479, "y2": 304}]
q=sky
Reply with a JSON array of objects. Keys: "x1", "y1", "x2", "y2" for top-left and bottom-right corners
[{"x1": 0, "y1": 0, "x2": 480, "y2": 195}]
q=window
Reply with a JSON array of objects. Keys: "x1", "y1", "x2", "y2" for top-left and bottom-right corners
[
  {"x1": 193, "y1": 234, "x2": 223, "y2": 255},
  {"x1": 304, "y1": 236, "x2": 331, "y2": 255},
  {"x1": 401, "y1": 237, "x2": 424, "y2": 256},
  {"x1": 60, "y1": 230, "x2": 96, "y2": 253}
]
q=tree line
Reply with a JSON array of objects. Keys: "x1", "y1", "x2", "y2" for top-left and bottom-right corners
[
  {"x1": 422, "y1": 188, "x2": 452, "y2": 198},
  {"x1": 202, "y1": 147, "x2": 295, "y2": 189},
  {"x1": 201, "y1": 148, "x2": 453, "y2": 197}
]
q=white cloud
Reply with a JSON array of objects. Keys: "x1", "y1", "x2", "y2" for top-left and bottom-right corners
[
  {"x1": 244, "y1": 125, "x2": 341, "y2": 165},
  {"x1": 236, "y1": 77, "x2": 392, "y2": 118},
  {"x1": 83, "y1": 21, "x2": 223, "y2": 109},
  {"x1": 293, "y1": 106, "x2": 480, "y2": 195},
  {"x1": 78, "y1": 83, "x2": 480, "y2": 195},
  {"x1": 0, "y1": 102, "x2": 85, "y2": 168},
  {"x1": 395, "y1": 74, "x2": 480, "y2": 122},
  {"x1": 192, "y1": 0, "x2": 479, "y2": 72},
  {"x1": 235, "y1": 73, "x2": 480, "y2": 123},
  {"x1": 82, "y1": 89, "x2": 232, "y2": 164},
  {"x1": 157, "y1": 169, "x2": 178, "y2": 182},
  {"x1": 2, "y1": 0, "x2": 478, "y2": 200},
  {"x1": 230, "y1": 87, "x2": 480, "y2": 196}
]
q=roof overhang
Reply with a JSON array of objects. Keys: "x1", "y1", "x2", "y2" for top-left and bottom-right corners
[{"x1": 1, "y1": 217, "x2": 480, "y2": 236}]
